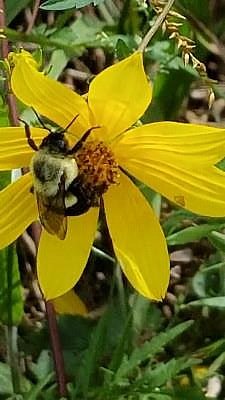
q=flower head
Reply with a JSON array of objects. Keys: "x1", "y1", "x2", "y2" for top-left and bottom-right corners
[{"x1": 1, "y1": 50, "x2": 225, "y2": 301}]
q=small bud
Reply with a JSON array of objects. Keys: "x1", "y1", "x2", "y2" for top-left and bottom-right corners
[
  {"x1": 208, "y1": 89, "x2": 215, "y2": 109},
  {"x1": 197, "y1": 62, "x2": 207, "y2": 73},
  {"x1": 169, "y1": 10, "x2": 186, "y2": 20},
  {"x1": 162, "y1": 21, "x2": 167, "y2": 34},
  {"x1": 183, "y1": 52, "x2": 190, "y2": 66},
  {"x1": 169, "y1": 32, "x2": 176, "y2": 39},
  {"x1": 169, "y1": 22, "x2": 183, "y2": 28},
  {"x1": 177, "y1": 38, "x2": 184, "y2": 49}
]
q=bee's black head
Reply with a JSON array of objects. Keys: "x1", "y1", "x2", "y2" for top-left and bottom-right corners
[{"x1": 40, "y1": 131, "x2": 69, "y2": 155}]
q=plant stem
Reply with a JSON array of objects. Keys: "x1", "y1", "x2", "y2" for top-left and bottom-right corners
[
  {"x1": 0, "y1": 2, "x2": 67, "y2": 397},
  {"x1": 138, "y1": 0, "x2": 176, "y2": 52},
  {"x1": 6, "y1": 246, "x2": 21, "y2": 394},
  {"x1": 46, "y1": 301, "x2": 67, "y2": 397},
  {"x1": 6, "y1": 325, "x2": 20, "y2": 394},
  {"x1": 26, "y1": 0, "x2": 41, "y2": 34},
  {"x1": 0, "y1": 0, "x2": 19, "y2": 126},
  {"x1": 0, "y1": 1, "x2": 21, "y2": 393},
  {"x1": 0, "y1": 0, "x2": 67, "y2": 396}
]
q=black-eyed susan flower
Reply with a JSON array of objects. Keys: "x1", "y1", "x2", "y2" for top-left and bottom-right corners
[{"x1": 1, "y1": 50, "x2": 225, "y2": 301}]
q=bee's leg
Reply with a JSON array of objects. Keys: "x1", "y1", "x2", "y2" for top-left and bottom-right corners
[
  {"x1": 65, "y1": 197, "x2": 91, "y2": 216},
  {"x1": 67, "y1": 126, "x2": 99, "y2": 155},
  {"x1": 20, "y1": 119, "x2": 39, "y2": 151},
  {"x1": 65, "y1": 177, "x2": 91, "y2": 216}
]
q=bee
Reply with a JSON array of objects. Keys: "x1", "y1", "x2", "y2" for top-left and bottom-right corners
[{"x1": 22, "y1": 115, "x2": 93, "y2": 240}]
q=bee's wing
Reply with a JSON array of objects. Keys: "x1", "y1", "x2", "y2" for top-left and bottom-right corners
[{"x1": 36, "y1": 176, "x2": 67, "y2": 240}]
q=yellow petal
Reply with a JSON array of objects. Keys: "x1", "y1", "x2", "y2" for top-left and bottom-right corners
[
  {"x1": 113, "y1": 122, "x2": 225, "y2": 166},
  {"x1": 103, "y1": 172, "x2": 170, "y2": 300},
  {"x1": 0, "y1": 127, "x2": 46, "y2": 170},
  {"x1": 88, "y1": 52, "x2": 152, "y2": 141},
  {"x1": 37, "y1": 208, "x2": 99, "y2": 300},
  {"x1": 52, "y1": 290, "x2": 87, "y2": 316},
  {"x1": 114, "y1": 123, "x2": 225, "y2": 217},
  {"x1": 11, "y1": 50, "x2": 90, "y2": 137},
  {"x1": 0, "y1": 173, "x2": 37, "y2": 249}
]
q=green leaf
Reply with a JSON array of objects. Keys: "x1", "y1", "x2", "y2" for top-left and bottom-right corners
[
  {"x1": 129, "y1": 320, "x2": 193, "y2": 366},
  {"x1": 141, "y1": 357, "x2": 199, "y2": 390},
  {"x1": 162, "y1": 210, "x2": 196, "y2": 236},
  {"x1": 0, "y1": 362, "x2": 13, "y2": 394},
  {"x1": 5, "y1": 0, "x2": 31, "y2": 24},
  {"x1": 0, "y1": 171, "x2": 10, "y2": 190},
  {"x1": 52, "y1": 15, "x2": 105, "y2": 45},
  {"x1": 173, "y1": 384, "x2": 206, "y2": 400},
  {"x1": 148, "y1": 394, "x2": 172, "y2": 400},
  {"x1": 138, "y1": 182, "x2": 162, "y2": 217},
  {"x1": 187, "y1": 297, "x2": 225, "y2": 308},
  {"x1": 58, "y1": 315, "x2": 94, "y2": 352},
  {"x1": 30, "y1": 351, "x2": 53, "y2": 381},
  {"x1": 192, "y1": 262, "x2": 225, "y2": 298},
  {"x1": 195, "y1": 338, "x2": 225, "y2": 359},
  {"x1": 41, "y1": 0, "x2": 104, "y2": 10},
  {"x1": 0, "y1": 173, "x2": 23, "y2": 326},
  {"x1": 167, "y1": 224, "x2": 224, "y2": 246},
  {"x1": 0, "y1": 96, "x2": 9, "y2": 127},
  {"x1": 179, "y1": 0, "x2": 210, "y2": 25},
  {"x1": 0, "y1": 245, "x2": 23, "y2": 326},
  {"x1": 143, "y1": 64, "x2": 197, "y2": 122},
  {"x1": 114, "y1": 321, "x2": 193, "y2": 380},
  {"x1": 25, "y1": 374, "x2": 54, "y2": 400},
  {"x1": 116, "y1": 38, "x2": 131, "y2": 59},
  {"x1": 208, "y1": 351, "x2": 225, "y2": 375},
  {"x1": 108, "y1": 313, "x2": 132, "y2": 374},
  {"x1": 47, "y1": 50, "x2": 69, "y2": 79},
  {"x1": 77, "y1": 311, "x2": 109, "y2": 395},
  {"x1": 208, "y1": 231, "x2": 225, "y2": 252}
]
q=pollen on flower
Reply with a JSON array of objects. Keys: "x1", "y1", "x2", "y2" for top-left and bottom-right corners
[{"x1": 75, "y1": 140, "x2": 120, "y2": 205}]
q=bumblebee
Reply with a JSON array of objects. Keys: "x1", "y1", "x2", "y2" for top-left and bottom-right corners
[{"x1": 23, "y1": 115, "x2": 93, "y2": 239}]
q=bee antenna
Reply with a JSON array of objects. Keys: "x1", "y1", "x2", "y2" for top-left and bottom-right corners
[
  {"x1": 32, "y1": 108, "x2": 51, "y2": 132},
  {"x1": 57, "y1": 114, "x2": 79, "y2": 134}
]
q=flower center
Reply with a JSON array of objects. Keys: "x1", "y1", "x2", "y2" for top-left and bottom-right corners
[{"x1": 75, "y1": 140, "x2": 120, "y2": 206}]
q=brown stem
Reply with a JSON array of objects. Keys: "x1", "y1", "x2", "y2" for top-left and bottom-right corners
[
  {"x1": 138, "y1": 0, "x2": 176, "y2": 52},
  {"x1": 45, "y1": 301, "x2": 67, "y2": 397},
  {"x1": 0, "y1": 4, "x2": 7, "y2": 57},
  {"x1": 26, "y1": 0, "x2": 41, "y2": 34},
  {"x1": 0, "y1": 0, "x2": 19, "y2": 126},
  {"x1": 0, "y1": 2, "x2": 67, "y2": 396},
  {"x1": 0, "y1": 1, "x2": 20, "y2": 393}
]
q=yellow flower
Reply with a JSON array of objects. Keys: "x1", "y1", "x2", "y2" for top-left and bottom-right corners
[
  {"x1": 1, "y1": 50, "x2": 225, "y2": 302},
  {"x1": 53, "y1": 290, "x2": 87, "y2": 316}
]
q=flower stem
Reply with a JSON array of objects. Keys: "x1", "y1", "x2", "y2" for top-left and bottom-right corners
[
  {"x1": 45, "y1": 301, "x2": 67, "y2": 397},
  {"x1": 0, "y1": 2, "x2": 67, "y2": 397},
  {"x1": 0, "y1": 2, "x2": 21, "y2": 393},
  {"x1": 138, "y1": 0, "x2": 176, "y2": 52},
  {"x1": 0, "y1": 0, "x2": 19, "y2": 126}
]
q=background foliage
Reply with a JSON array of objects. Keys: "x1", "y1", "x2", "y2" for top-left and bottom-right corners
[{"x1": 1, "y1": 0, "x2": 225, "y2": 399}]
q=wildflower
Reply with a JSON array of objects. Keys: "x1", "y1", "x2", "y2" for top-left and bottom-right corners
[{"x1": 1, "y1": 50, "x2": 225, "y2": 301}]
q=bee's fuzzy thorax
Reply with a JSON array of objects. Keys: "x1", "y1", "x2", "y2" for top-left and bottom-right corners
[{"x1": 31, "y1": 151, "x2": 78, "y2": 197}]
